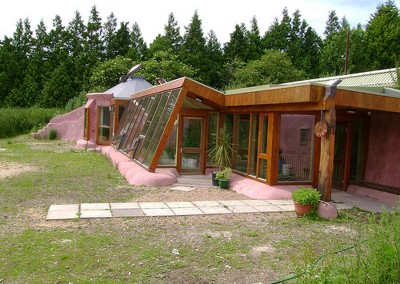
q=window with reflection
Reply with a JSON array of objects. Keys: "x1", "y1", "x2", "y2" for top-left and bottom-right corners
[
  {"x1": 111, "y1": 89, "x2": 181, "y2": 169},
  {"x1": 207, "y1": 113, "x2": 219, "y2": 166},
  {"x1": 97, "y1": 106, "x2": 110, "y2": 143},
  {"x1": 232, "y1": 114, "x2": 250, "y2": 173},
  {"x1": 278, "y1": 114, "x2": 315, "y2": 182}
]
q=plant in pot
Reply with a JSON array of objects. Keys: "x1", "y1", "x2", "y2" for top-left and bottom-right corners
[
  {"x1": 208, "y1": 127, "x2": 234, "y2": 186},
  {"x1": 292, "y1": 186, "x2": 321, "y2": 217},
  {"x1": 215, "y1": 167, "x2": 232, "y2": 189}
]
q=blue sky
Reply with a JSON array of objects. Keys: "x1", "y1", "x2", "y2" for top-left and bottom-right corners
[{"x1": 0, "y1": 0, "x2": 398, "y2": 44}]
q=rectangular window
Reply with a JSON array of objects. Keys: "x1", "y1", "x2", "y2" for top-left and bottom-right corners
[
  {"x1": 97, "y1": 106, "x2": 110, "y2": 144},
  {"x1": 233, "y1": 114, "x2": 250, "y2": 174},
  {"x1": 83, "y1": 108, "x2": 89, "y2": 140}
]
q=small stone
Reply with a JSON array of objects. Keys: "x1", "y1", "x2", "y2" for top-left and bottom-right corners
[{"x1": 172, "y1": 249, "x2": 179, "y2": 255}]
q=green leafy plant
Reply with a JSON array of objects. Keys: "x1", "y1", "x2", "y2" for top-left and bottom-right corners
[
  {"x1": 216, "y1": 167, "x2": 232, "y2": 181},
  {"x1": 292, "y1": 186, "x2": 320, "y2": 206},
  {"x1": 208, "y1": 127, "x2": 234, "y2": 170},
  {"x1": 48, "y1": 129, "x2": 58, "y2": 140}
]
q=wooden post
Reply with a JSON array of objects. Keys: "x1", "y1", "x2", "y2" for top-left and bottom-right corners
[
  {"x1": 318, "y1": 80, "x2": 341, "y2": 202},
  {"x1": 318, "y1": 106, "x2": 336, "y2": 201}
]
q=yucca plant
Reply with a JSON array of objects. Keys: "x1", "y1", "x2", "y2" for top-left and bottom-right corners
[{"x1": 208, "y1": 127, "x2": 234, "y2": 171}]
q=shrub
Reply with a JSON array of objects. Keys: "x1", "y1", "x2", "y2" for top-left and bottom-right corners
[
  {"x1": 48, "y1": 129, "x2": 58, "y2": 140},
  {"x1": 0, "y1": 108, "x2": 62, "y2": 139},
  {"x1": 292, "y1": 186, "x2": 320, "y2": 206}
]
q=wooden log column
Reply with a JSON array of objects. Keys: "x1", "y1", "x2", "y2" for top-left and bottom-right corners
[
  {"x1": 318, "y1": 104, "x2": 336, "y2": 201},
  {"x1": 318, "y1": 80, "x2": 341, "y2": 202}
]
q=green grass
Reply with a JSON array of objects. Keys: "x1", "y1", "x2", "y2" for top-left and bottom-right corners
[{"x1": 0, "y1": 135, "x2": 398, "y2": 283}]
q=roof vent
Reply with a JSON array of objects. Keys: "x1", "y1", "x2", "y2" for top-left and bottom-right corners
[{"x1": 119, "y1": 64, "x2": 142, "y2": 83}]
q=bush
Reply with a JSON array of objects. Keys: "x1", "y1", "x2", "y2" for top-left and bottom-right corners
[
  {"x1": 292, "y1": 186, "x2": 320, "y2": 206},
  {"x1": 48, "y1": 129, "x2": 58, "y2": 140},
  {"x1": 0, "y1": 108, "x2": 61, "y2": 139}
]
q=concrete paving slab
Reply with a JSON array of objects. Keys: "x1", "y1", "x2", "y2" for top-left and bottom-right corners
[
  {"x1": 46, "y1": 210, "x2": 79, "y2": 220},
  {"x1": 218, "y1": 200, "x2": 247, "y2": 206},
  {"x1": 335, "y1": 203, "x2": 353, "y2": 210},
  {"x1": 80, "y1": 210, "x2": 112, "y2": 218},
  {"x1": 171, "y1": 207, "x2": 204, "y2": 216},
  {"x1": 166, "y1": 202, "x2": 196, "y2": 208},
  {"x1": 49, "y1": 204, "x2": 79, "y2": 211},
  {"x1": 112, "y1": 209, "x2": 144, "y2": 217},
  {"x1": 198, "y1": 206, "x2": 232, "y2": 214},
  {"x1": 253, "y1": 205, "x2": 283, "y2": 212},
  {"x1": 139, "y1": 202, "x2": 169, "y2": 209},
  {"x1": 192, "y1": 201, "x2": 221, "y2": 207},
  {"x1": 266, "y1": 199, "x2": 293, "y2": 205},
  {"x1": 228, "y1": 205, "x2": 260, "y2": 213},
  {"x1": 170, "y1": 186, "x2": 194, "y2": 192},
  {"x1": 241, "y1": 200, "x2": 271, "y2": 206},
  {"x1": 277, "y1": 204, "x2": 295, "y2": 211},
  {"x1": 142, "y1": 208, "x2": 175, "y2": 216},
  {"x1": 110, "y1": 203, "x2": 140, "y2": 210},
  {"x1": 81, "y1": 203, "x2": 110, "y2": 210}
]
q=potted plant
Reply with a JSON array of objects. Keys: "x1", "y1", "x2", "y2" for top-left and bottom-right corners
[
  {"x1": 216, "y1": 167, "x2": 232, "y2": 189},
  {"x1": 292, "y1": 186, "x2": 321, "y2": 217},
  {"x1": 208, "y1": 127, "x2": 234, "y2": 186}
]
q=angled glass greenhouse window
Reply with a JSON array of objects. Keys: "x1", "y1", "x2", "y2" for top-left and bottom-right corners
[{"x1": 111, "y1": 88, "x2": 182, "y2": 169}]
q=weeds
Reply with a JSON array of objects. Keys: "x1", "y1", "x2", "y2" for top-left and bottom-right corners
[
  {"x1": 290, "y1": 208, "x2": 400, "y2": 283},
  {"x1": 0, "y1": 107, "x2": 61, "y2": 138}
]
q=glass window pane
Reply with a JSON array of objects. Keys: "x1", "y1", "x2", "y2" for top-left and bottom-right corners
[
  {"x1": 207, "y1": 113, "x2": 218, "y2": 166},
  {"x1": 234, "y1": 114, "x2": 250, "y2": 173},
  {"x1": 249, "y1": 114, "x2": 259, "y2": 176},
  {"x1": 278, "y1": 114, "x2": 315, "y2": 182},
  {"x1": 143, "y1": 90, "x2": 180, "y2": 166},
  {"x1": 183, "y1": 119, "x2": 202, "y2": 148},
  {"x1": 182, "y1": 153, "x2": 200, "y2": 169},
  {"x1": 159, "y1": 123, "x2": 177, "y2": 166},
  {"x1": 258, "y1": 158, "x2": 267, "y2": 180},
  {"x1": 260, "y1": 115, "x2": 268, "y2": 154}
]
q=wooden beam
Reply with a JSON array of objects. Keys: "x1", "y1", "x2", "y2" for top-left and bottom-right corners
[
  {"x1": 225, "y1": 84, "x2": 324, "y2": 107},
  {"x1": 318, "y1": 100, "x2": 336, "y2": 201},
  {"x1": 336, "y1": 89, "x2": 400, "y2": 113}
]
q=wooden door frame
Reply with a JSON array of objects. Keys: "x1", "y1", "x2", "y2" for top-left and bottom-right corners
[
  {"x1": 333, "y1": 121, "x2": 352, "y2": 190},
  {"x1": 177, "y1": 114, "x2": 208, "y2": 174}
]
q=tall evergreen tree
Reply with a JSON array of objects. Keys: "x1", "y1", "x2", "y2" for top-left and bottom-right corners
[
  {"x1": 248, "y1": 16, "x2": 263, "y2": 61},
  {"x1": 224, "y1": 23, "x2": 250, "y2": 62},
  {"x1": 0, "y1": 37, "x2": 21, "y2": 105},
  {"x1": 108, "y1": 22, "x2": 131, "y2": 57},
  {"x1": 148, "y1": 13, "x2": 181, "y2": 57},
  {"x1": 128, "y1": 22, "x2": 148, "y2": 61},
  {"x1": 86, "y1": 6, "x2": 104, "y2": 62},
  {"x1": 205, "y1": 30, "x2": 224, "y2": 88},
  {"x1": 366, "y1": 0, "x2": 400, "y2": 69},
  {"x1": 103, "y1": 12, "x2": 118, "y2": 60},
  {"x1": 164, "y1": 13, "x2": 182, "y2": 55},
  {"x1": 324, "y1": 10, "x2": 340, "y2": 39},
  {"x1": 180, "y1": 11, "x2": 208, "y2": 82}
]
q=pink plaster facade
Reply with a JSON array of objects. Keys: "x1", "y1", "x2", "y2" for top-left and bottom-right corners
[
  {"x1": 32, "y1": 106, "x2": 84, "y2": 140},
  {"x1": 365, "y1": 112, "x2": 400, "y2": 187}
]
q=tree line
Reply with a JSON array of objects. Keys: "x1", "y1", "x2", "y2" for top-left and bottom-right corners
[{"x1": 0, "y1": 0, "x2": 399, "y2": 109}]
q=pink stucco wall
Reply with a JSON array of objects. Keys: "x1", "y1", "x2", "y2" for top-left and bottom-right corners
[
  {"x1": 86, "y1": 93, "x2": 113, "y2": 144},
  {"x1": 32, "y1": 106, "x2": 84, "y2": 140},
  {"x1": 365, "y1": 112, "x2": 400, "y2": 187}
]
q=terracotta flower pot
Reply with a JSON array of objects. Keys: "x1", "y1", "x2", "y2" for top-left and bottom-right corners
[{"x1": 294, "y1": 202, "x2": 313, "y2": 217}]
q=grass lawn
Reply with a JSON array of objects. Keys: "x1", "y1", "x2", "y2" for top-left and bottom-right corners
[{"x1": 0, "y1": 135, "x2": 395, "y2": 283}]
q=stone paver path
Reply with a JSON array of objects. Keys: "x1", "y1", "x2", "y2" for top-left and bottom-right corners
[{"x1": 46, "y1": 200, "x2": 353, "y2": 220}]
